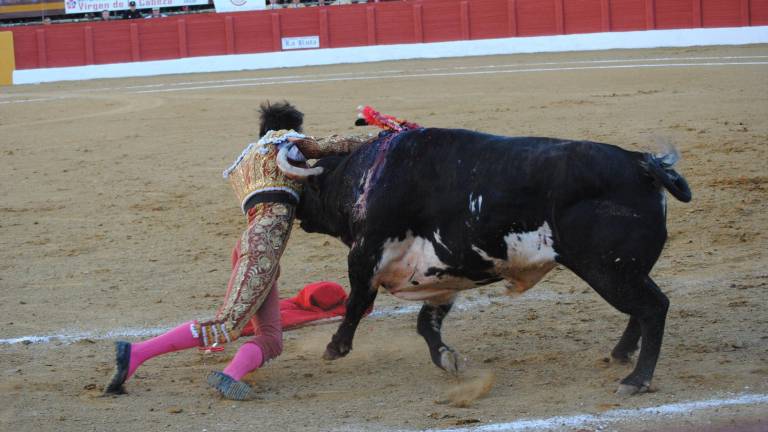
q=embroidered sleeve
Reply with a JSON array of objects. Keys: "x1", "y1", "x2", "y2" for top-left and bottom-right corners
[{"x1": 293, "y1": 134, "x2": 371, "y2": 159}]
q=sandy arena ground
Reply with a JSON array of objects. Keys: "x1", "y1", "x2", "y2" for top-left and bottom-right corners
[{"x1": 1, "y1": 45, "x2": 767, "y2": 432}]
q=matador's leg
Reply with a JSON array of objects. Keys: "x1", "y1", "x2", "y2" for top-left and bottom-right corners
[
  {"x1": 196, "y1": 203, "x2": 294, "y2": 346},
  {"x1": 207, "y1": 278, "x2": 283, "y2": 400},
  {"x1": 105, "y1": 203, "x2": 294, "y2": 395},
  {"x1": 204, "y1": 203, "x2": 294, "y2": 400}
]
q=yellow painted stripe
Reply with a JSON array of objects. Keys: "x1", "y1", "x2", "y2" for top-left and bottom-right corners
[
  {"x1": 0, "y1": 32, "x2": 14, "y2": 86},
  {"x1": 0, "y1": 2, "x2": 64, "y2": 13}
]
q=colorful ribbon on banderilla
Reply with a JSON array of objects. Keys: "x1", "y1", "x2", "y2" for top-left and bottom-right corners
[
  {"x1": 355, "y1": 105, "x2": 421, "y2": 132},
  {"x1": 352, "y1": 106, "x2": 421, "y2": 220}
]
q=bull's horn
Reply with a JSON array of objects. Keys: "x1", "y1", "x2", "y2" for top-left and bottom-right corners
[{"x1": 276, "y1": 144, "x2": 324, "y2": 179}]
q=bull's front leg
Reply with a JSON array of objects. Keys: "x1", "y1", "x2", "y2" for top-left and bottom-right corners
[{"x1": 323, "y1": 247, "x2": 378, "y2": 360}]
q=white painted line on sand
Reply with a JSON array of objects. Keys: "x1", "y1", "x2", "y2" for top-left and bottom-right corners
[
  {"x1": 0, "y1": 286, "x2": 575, "y2": 346},
  {"x1": 133, "y1": 61, "x2": 768, "y2": 94},
  {"x1": 129, "y1": 55, "x2": 768, "y2": 90},
  {"x1": 416, "y1": 393, "x2": 768, "y2": 432},
  {"x1": 68, "y1": 54, "x2": 768, "y2": 91},
  {"x1": 436, "y1": 54, "x2": 768, "y2": 70},
  {"x1": 0, "y1": 326, "x2": 172, "y2": 346},
  {"x1": 0, "y1": 96, "x2": 68, "y2": 105},
  {"x1": 0, "y1": 294, "x2": 511, "y2": 346},
  {"x1": 120, "y1": 68, "x2": 407, "y2": 89},
  {"x1": 4, "y1": 54, "x2": 766, "y2": 104}
]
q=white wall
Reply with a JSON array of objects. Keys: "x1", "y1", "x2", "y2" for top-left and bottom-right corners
[{"x1": 13, "y1": 26, "x2": 768, "y2": 84}]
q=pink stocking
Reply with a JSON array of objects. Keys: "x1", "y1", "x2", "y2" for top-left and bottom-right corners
[
  {"x1": 222, "y1": 343, "x2": 264, "y2": 381},
  {"x1": 222, "y1": 283, "x2": 283, "y2": 381},
  {"x1": 128, "y1": 321, "x2": 200, "y2": 378}
]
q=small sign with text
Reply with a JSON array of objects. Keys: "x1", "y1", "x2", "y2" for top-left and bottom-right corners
[{"x1": 281, "y1": 36, "x2": 320, "y2": 51}]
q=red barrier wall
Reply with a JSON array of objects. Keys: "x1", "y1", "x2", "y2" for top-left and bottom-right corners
[{"x1": 9, "y1": 0, "x2": 767, "y2": 70}]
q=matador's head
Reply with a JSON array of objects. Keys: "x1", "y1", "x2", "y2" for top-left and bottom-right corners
[{"x1": 258, "y1": 101, "x2": 304, "y2": 138}]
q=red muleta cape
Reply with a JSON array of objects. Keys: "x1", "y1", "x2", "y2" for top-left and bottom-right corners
[{"x1": 240, "y1": 281, "x2": 367, "y2": 336}]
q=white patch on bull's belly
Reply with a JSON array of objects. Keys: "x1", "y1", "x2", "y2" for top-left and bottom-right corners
[
  {"x1": 373, "y1": 231, "x2": 474, "y2": 301},
  {"x1": 472, "y1": 222, "x2": 558, "y2": 292}
]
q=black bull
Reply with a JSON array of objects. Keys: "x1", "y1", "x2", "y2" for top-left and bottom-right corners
[{"x1": 295, "y1": 127, "x2": 692, "y2": 396}]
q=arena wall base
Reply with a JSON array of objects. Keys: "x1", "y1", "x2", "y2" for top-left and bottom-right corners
[{"x1": 13, "y1": 26, "x2": 768, "y2": 85}]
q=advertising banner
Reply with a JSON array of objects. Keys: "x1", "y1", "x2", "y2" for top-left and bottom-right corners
[
  {"x1": 212, "y1": 0, "x2": 264, "y2": 13},
  {"x1": 64, "y1": 0, "x2": 208, "y2": 14}
]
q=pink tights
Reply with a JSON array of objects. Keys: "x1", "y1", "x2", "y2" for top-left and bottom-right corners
[
  {"x1": 126, "y1": 283, "x2": 283, "y2": 382},
  {"x1": 223, "y1": 283, "x2": 283, "y2": 380}
]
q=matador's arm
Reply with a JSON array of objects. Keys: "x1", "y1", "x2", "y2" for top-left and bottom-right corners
[{"x1": 289, "y1": 134, "x2": 372, "y2": 159}]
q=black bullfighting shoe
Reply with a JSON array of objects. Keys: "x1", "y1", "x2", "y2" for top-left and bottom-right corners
[
  {"x1": 104, "y1": 341, "x2": 131, "y2": 394},
  {"x1": 207, "y1": 371, "x2": 258, "y2": 401}
]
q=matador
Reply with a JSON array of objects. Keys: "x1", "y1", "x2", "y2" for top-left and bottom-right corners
[{"x1": 105, "y1": 102, "x2": 369, "y2": 400}]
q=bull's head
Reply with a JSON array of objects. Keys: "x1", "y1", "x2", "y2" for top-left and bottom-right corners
[
  {"x1": 276, "y1": 135, "x2": 364, "y2": 243},
  {"x1": 295, "y1": 155, "x2": 349, "y2": 241}
]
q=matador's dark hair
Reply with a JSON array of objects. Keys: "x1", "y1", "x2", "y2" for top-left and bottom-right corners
[{"x1": 258, "y1": 100, "x2": 304, "y2": 137}]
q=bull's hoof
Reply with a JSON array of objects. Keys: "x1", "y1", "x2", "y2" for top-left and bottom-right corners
[
  {"x1": 438, "y1": 347, "x2": 461, "y2": 375},
  {"x1": 322, "y1": 348, "x2": 340, "y2": 361},
  {"x1": 615, "y1": 382, "x2": 650, "y2": 397},
  {"x1": 322, "y1": 342, "x2": 349, "y2": 361}
]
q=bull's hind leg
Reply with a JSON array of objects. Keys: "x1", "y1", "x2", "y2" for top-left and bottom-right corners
[
  {"x1": 564, "y1": 268, "x2": 669, "y2": 395},
  {"x1": 615, "y1": 277, "x2": 669, "y2": 395},
  {"x1": 416, "y1": 300, "x2": 459, "y2": 374},
  {"x1": 557, "y1": 197, "x2": 669, "y2": 395}
]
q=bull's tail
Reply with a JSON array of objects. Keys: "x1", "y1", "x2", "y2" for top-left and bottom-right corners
[{"x1": 641, "y1": 144, "x2": 692, "y2": 203}]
